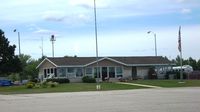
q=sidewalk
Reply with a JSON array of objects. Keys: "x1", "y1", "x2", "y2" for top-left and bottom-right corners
[{"x1": 116, "y1": 82, "x2": 162, "y2": 89}]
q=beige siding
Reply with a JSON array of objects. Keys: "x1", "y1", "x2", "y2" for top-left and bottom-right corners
[
  {"x1": 137, "y1": 67, "x2": 150, "y2": 79},
  {"x1": 123, "y1": 66, "x2": 132, "y2": 78},
  {"x1": 38, "y1": 60, "x2": 56, "y2": 81}
]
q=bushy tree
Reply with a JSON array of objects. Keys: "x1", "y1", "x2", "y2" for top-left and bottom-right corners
[
  {"x1": 197, "y1": 59, "x2": 200, "y2": 70},
  {"x1": 0, "y1": 29, "x2": 22, "y2": 76},
  {"x1": 188, "y1": 57, "x2": 198, "y2": 70},
  {"x1": 19, "y1": 54, "x2": 40, "y2": 80}
]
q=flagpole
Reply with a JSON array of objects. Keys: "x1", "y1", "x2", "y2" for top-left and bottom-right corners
[
  {"x1": 180, "y1": 47, "x2": 183, "y2": 82},
  {"x1": 178, "y1": 26, "x2": 183, "y2": 82},
  {"x1": 93, "y1": 0, "x2": 100, "y2": 90}
]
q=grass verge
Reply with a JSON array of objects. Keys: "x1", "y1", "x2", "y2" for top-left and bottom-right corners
[
  {"x1": 0, "y1": 82, "x2": 146, "y2": 94},
  {"x1": 130, "y1": 80, "x2": 200, "y2": 87}
]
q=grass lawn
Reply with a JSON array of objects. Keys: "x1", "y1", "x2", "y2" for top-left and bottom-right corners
[
  {"x1": 130, "y1": 80, "x2": 200, "y2": 87},
  {"x1": 0, "y1": 82, "x2": 146, "y2": 94}
]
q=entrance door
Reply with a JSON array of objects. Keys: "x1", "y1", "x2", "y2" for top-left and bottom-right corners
[
  {"x1": 102, "y1": 67, "x2": 108, "y2": 81},
  {"x1": 132, "y1": 67, "x2": 137, "y2": 80}
]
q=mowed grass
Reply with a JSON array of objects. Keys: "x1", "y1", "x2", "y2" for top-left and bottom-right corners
[
  {"x1": 0, "y1": 83, "x2": 146, "y2": 94},
  {"x1": 130, "y1": 80, "x2": 200, "y2": 87}
]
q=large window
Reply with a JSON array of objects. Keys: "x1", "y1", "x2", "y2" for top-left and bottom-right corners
[
  {"x1": 47, "y1": 69, "x2": 50, "y2": 74},
  {"x1": 67, "y1": 68, "x2": 75, "y2": 73},
  {"x1": 94, "y1": 67, "x2": 101, "y2": 78},
  {"x1": 116, "y1": 67, "x2": 123, "y2": 77},
  {"x1": 67, "y1": 68, "x2": 76, "y2": 78},
  {"x1": 109, "y1": 67, "x2": 115, "y2": 78},
  {"x1": 44, "y1": 69, "x2": 47, "y2": 78},
  {"x1": 58, "y1": 68, "x2": 66, "y2": 77},
  {"x1": 86, "y1": 67, "x2": 93, "y2": 76},
  {"x1": 51, "y1": 68, "x2": 54, "y2": 74},
  {"x1": 76, "y1": 68, "x2": 83, "y2": 77},
  {"x1": 54, "y1": 68, "x2": 57, "y2": 77}
]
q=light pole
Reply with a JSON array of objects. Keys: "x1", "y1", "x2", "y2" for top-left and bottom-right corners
[
  {"x1": 13, "y1": 29, "x2": 21, "y2": 55},
  {"x1": 40, "y1": 37, "x2": 44, "y2": 57},
  {"x1": 147, "y1": 31, "x2": 157, "y2": 56},
  {"x1": 50, "y1": 35, "x2": 56, "y2": 57},
  {"x1": 93, "y1": 0, "x2": 100, "y2": 90}
]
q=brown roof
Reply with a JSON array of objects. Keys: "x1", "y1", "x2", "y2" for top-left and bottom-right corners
[{"x1": 46, "y1": 56, "x2": 172, "y2": 66}]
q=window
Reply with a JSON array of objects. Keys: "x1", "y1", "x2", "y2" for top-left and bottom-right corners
[
  {"x1": 44, "y1": 69, "x2": 47, "y2": 78},
  {"x1": 51, "y1": 68, "x2": 54, "y2": 74},
  {"x1": 54, "y1": 68, "x2": 57, "y2": 77},
  {"x1": 116, "y1": 67, "x2": 123, "y2": 77},
  {"x1": 86, "y1": 68, "x2": 93, "y2": 75},
  {"x1": 67, "y1": 68, "x2": 75, "y2": 73},
  {"x1": 67, "y1": 68, "x2": 76, "y2": 78},
  {"x1": 47, "y1": 69, "x2": 50, "y2": 74},
  {"x1": 109, "y1": 67, "x2": 115, "y2": 78},
  {"x1": 94, "y1": 67, "x2": 101, "y2": 78},
  {"x1": 58, "y1": 68, "x2": 66, "y2": 77},
  {"x1": 76, "y1": 68, "x2": 83, "y2": 77}
]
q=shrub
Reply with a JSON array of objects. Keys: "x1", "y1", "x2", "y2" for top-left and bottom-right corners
[
  {"x1": 41, "y1": 81, "x2": 48, "y2": 88},
  {"x1": 26, "y1": 82, "x2": 35, "y2": 89},
  {"x1": 29, "y1": 79, "x2": 38, "y2": 83},
  {"x1": 82, "y1": 76, "x2": 96, "y2": 83},
  {"x1": 47, "y1": 81, "x2": 58, "y2": 88},
  {"x1": 46, "y1": 78, "x2": 70, "y2": 84},
  {"x1": 35, "y1": 83, "x2": 41, "y2": 88}
]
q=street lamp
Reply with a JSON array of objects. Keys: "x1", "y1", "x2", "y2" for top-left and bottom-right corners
[
  {"x1": 147, "y1": 31, "x2": 157, "y2": 56},
  {"x1": 13, "y1": 29, "x2": 21, "y2": 55}
]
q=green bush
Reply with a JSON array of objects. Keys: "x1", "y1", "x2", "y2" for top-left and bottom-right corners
[
  {"x1": 29, "y1": 79, "x2": 38, "y2": 83},
  {"x1": 46, "y1": 78, "x2": 70, "y2": 84},
  {"x1": 26, "y1": 82, "x2": 35, "y2": 89},
  {"x1": 47, "y1": 81, "x2": 58, "y2": 88},
  {"x1": 82, "y1": 76, "x2": 96, "y2": 83},
  {"x1": 41, "y1": 81, "x2": 48, "y2": 88}
]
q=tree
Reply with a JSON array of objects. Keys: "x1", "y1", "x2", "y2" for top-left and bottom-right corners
[
  {"x1": 19, "y1": 54, "x2": 40, "y2": 80},
  {"x1": 197, "y1": 59, "x2": 200, "y2": 70},
  {"x1": 188, "y1": 57, "x2": 197, "y2": 70},
  {"x1": 0, "y1": 29, "x2": 22, "y2": 76}
]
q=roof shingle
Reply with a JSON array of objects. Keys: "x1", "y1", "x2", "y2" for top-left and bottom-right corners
[{"x1": 47, "y1": 56, "x2": 172, "y2": 66}]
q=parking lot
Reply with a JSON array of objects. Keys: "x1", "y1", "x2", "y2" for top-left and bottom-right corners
[{"x1": 0, "y1": 87, "x2": 200, "y2": 112}]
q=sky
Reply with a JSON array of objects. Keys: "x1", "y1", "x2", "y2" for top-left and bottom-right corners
[{"x1": 0, "y1": 0, "x2": 200, "y2": 60}]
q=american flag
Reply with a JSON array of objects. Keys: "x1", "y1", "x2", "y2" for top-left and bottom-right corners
[{"x1": 178, "y1": 26, "x2": 181, "y2": 52}]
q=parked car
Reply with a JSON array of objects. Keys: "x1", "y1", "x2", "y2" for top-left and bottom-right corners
[{"x1": 0, "y1": 80, "x2": 13, "y2": 86}]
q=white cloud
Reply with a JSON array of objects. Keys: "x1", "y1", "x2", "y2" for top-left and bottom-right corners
[
  {"x1": 42, "y1": 11, "x2": 66, "y2": 22},
  {"x1": 33, "y1": 29, "x2": 58, "y2": 35},
  {"x1": 42, "y1": 10, "x2": 92, "y2": 26},
  {"x1": 69, "y1": 0, "x2": 109, "y2": 9},
  {"x1": 181, "y1": 8, "x2": 191, "y2": 14}
]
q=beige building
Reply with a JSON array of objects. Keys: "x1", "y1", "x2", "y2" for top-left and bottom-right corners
[{"x1": 36, "y1": 56, "x2": 173, "y2": 82}]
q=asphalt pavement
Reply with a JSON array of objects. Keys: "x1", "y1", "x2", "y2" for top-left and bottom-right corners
[{"x1": 0, "y1": 87, "x2": 200, "y2": 112}]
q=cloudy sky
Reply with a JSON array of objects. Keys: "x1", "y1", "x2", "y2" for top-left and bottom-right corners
[{"x1": 0, "y1": 0, "x2": 200, "y2": 59}]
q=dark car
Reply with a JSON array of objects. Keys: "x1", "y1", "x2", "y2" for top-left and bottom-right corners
[{"x1": 0, "y1": 80, "x2": 13, "y2": 86}]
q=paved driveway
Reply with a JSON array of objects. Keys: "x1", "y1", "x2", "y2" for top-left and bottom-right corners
[{"x1": 0, "y1": 87, "x2": 200, "y2": 112}]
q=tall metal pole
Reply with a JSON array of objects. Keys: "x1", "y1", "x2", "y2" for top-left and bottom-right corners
[
  {"x1": 18, "y1": 32, "x2": 21, "y2": 55},
  {"x1": 94, "y1": 0, "x2": 100, "y2": 90},
  {"x1": 180, "y1": 49, "x2": 183, "y2": 82},
  {"x1": 41, "y1": 37, "x2": 44, "y2": 57},
  {"x1": 154, "y1": 33, "x2": 157, "y2": 56},
  {"x1": 14, "y1": 29, "x2": 21, "y2": 55},
  {"x1": 147, "y1": 31, "x2": 157, "y2": 56},
  {"x1": 50, "y1": 35, "x2": 55, "y2": 57},
  {"x1": 178, "y1": 26, "x2": 183, "y2": 82}
]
